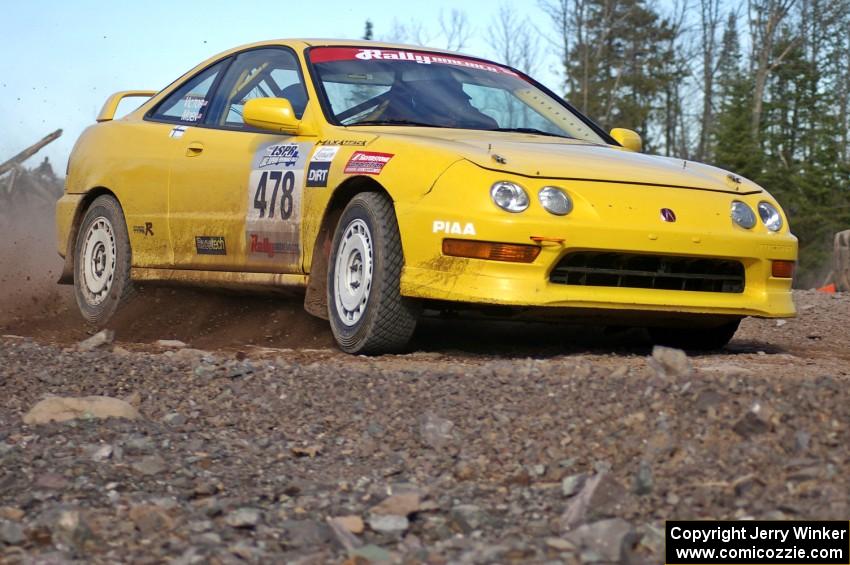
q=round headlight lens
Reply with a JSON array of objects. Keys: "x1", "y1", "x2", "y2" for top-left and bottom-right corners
[
  {"x1": 758, "y1": 201, "x2": 783, "y2": 232},
  {"x1": 731, "y1": 200, "x2": 756, "y2": 229},
  {"x1": 491, "y1": 181, "x2": 529, "y2": 213},
  {"x1": 538, "y1": 186, "x2": 573, "y2": 216}
]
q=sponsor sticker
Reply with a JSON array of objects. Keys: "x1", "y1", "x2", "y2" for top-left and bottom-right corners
[
  {"x1": 249, "y1": 233, "x2": 300, "y2": 258},
  {"x1": 433, "y1": 220, "x2": 476, "y2": 236},
  {"x1": 169, "y1": 126, "x2": 186, "y2": 139},
  {"x1": 317, "y1": 139, "x2": 368, "y2": 146},
  {"x1": 344, "y1": 151, "x2": 394, "y2": 175},
  {"x1": 306, "y1": 162, "x2": 331, "y2": 187},
  {"x1": 310, "y1": 48, "x2": 520, "y2": 77},
  {"x1": 310, "y1": 146, "x2": 339, "y2": 162},
  {"x1": 132, "y1": 222, "x2": 154, "y2": 237},
  {"x1": 259, "y1": 143, "x2": 300, "y2": 168},
  {"x1": 195, "y1": 236, "x2": 226, "y2": 255}
]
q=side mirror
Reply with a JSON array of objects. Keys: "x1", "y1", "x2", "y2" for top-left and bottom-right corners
[
  {"x1": 609, "y1": 128, "x2": 642, "y2": 153},
  {"x1": 244, "y1": 97, "x2": 300, "y2": 134}
]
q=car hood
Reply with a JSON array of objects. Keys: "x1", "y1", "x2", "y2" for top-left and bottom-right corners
[{"x1": 360, "y1": 128, "x2": 762, "y2": 194}]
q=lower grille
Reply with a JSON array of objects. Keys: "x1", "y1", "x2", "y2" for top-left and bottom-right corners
[{"x1": 550, "y1": 252, "x2": 745, "y2": 293}]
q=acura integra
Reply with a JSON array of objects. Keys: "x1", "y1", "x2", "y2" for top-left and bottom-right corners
[{"x1": 56, "y1": 39, "x2": 797, "y2": 353}]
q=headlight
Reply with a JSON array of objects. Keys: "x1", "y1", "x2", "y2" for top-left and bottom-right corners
[
  {"x1": 491, "y1": 181, "x2": 529, "y2": 213},
  {"x1": 538, "y1": 186, "x2": 573, "y2": 216},
  {"x1": 730, "y1": 200, "x2": 756, "y2": 229},
  {"x1": 758, "y1": 201, "x2": 783, "y2": 231}
]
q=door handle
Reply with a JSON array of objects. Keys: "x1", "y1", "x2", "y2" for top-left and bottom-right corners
[{"x1": 185, "y1": 142, "x2": 204, "y2": 157}]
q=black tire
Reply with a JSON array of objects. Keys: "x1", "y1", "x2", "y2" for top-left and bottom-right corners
[
  {"x1": 648, "y1": 319, "x2": 741, "y2": 351},
  {"x1": 73, "y1": 195, "x2": 134, "y2": 326},
  {"x1": 327, "y1": 192, "x2": 419, "y2": 354}
]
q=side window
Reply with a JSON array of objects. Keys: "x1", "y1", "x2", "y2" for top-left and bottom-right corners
[
  {"x1": 149, "y1": 60, "x2": 227, "y2": 123},
  {"x1": 209, "y1": 48, "x2": 308, "y2": 129}
]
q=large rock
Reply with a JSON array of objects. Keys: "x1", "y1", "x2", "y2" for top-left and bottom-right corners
[
  {"x1": 23, "y1": 396, "x2": 141, "y2": 424},
  {"x1": 565, "y1": 518, "x2": 638, "y2": 563},
  {"x1": 77, "y1": 330, "x2": 114, "y2": 351},
  {"x1": 225, "y1": 508, "x2": 261, "y2": 529},
  {"x1": 0, "y1": 520, "x2": 24, "y2": 545},
  {"x1": 419, "y1": 412, "x2": 455, "y2": 449},
  {"x1": 368, "y1": 514, "x2": 409, "y2": 533},
  {"x1": 732, "y1": 401, "x2": 775, "y2": 437},
  {"x1": 129, "y1": 505, "x2": 174, "y2": 536},
  {"x1": 647, "y1": 346, "x2": 690, "y2": 378},
  {"x1": 369, "y1": 493, "x2": 420, "y2": 517},
  {"x1": 561, "y1": 473, "x2": 627, "y2": 531}
]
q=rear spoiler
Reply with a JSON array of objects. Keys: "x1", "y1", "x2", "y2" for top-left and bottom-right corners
[{"x1": 96, "y1": 90, "x2": 157, "y2": 122}]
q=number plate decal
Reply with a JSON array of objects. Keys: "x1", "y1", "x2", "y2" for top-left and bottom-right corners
[{"x1": 246, "y1": 141, "x2": 313, "y2": 262}]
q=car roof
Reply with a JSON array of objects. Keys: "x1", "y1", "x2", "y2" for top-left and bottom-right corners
[{"x1": 220, "y1": 38, "x2": 467, "y2": 58}]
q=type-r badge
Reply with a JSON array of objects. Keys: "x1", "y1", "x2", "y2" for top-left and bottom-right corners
[{"x1": 660, "y1": 208, "x2": 676, "y2": 222}]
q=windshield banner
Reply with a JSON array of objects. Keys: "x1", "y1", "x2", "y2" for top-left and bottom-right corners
[{"x1": 309, "y1": 47, "x2": 519, "y2": 77}]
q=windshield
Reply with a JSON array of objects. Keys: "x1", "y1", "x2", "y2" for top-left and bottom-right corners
[{"x1": 309, "y1": 47, "x2": 606, "y2": 143}]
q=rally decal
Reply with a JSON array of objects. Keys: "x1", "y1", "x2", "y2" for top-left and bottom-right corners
[
  {"x1": 246, "y1": 141, "x2": 313, "y2": 262},
  {"x1": 306, "y1": 146, "x2": 338, "y2": 188},
  {"x1": 344, "y1": 151, "x2": 394, "y2": 175},
  {"x1": 310, "y1": 48, "x2": 519, "y2": 77}
]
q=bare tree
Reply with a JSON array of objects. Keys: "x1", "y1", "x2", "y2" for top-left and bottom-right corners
[
  {"x1": 748, "y1": 0, "x2": 799, "y2": 139},
  {"x1": 438, "y1": 9, "x2": 473, "y2": 51},
  {"x1": 487, "y1": 3, "x2": 541, "y2": 75},
  {"x1": 660, "y1": 0, "x2": 693, "y2": 157},
  {"x1": 382, "y1": 18, "x2": 433, "y2": 46},
  {"x1": 538, "y1": 0, "x2": 573, "y2": 94},
  {"x1": 696, "y1": 0, "x2": 722, "y2": 160}
]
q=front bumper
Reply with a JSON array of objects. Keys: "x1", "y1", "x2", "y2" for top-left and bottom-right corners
[{"x1": 395, "y1": 162, "x2": 797, "y2": 319}]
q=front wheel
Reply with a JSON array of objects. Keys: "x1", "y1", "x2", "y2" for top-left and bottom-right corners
[
  {"x1": 648, "y1": 319, "x2": 741, "y2": 351},
  {"x1": 73, "y1": 195, "x2": 134, "y2": 326},
  {"x1": 327, "y1": 192, "x2": 418, "y2": 354}
]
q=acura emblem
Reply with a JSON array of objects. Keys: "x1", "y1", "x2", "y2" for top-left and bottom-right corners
[{"x1": 660, "y1": 208, "x2": 676, "y2": 222}]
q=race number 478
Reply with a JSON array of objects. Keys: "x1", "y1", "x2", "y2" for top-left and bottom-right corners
[{"x1": 253, "y1": 170, "x2": 296, "y2": 220}]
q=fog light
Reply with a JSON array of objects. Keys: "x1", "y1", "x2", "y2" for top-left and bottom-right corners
[
  {"x1": 442, "y1": 239, "x2": 540, "y2": 263},
  {"x1": 772, "y1": 260, "x2": 795, "y2": 278}
]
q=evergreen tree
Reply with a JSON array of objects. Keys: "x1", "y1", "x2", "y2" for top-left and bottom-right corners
[{"x1": 713, "y1": 11, "x2": 761, "y2": 181}]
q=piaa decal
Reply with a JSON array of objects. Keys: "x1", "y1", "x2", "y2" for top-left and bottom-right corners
[{"x1": 433, "y1": 221, "x2": 476, "y2": 236}]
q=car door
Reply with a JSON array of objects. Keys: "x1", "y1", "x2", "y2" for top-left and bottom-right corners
[
  {"x1": 167, "y1": 47, "x2": 313, "y2": 274},
  {"x1": 144, "y1": 58, "x2": 230, "y2": 267}
]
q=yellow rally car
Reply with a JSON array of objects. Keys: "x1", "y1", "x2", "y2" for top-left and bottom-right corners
[{"x1": 56, "y1": 39, "x2": 797, "y2": 354}]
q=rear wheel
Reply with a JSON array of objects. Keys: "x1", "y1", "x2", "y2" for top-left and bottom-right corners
[
  {"x1": 648, "y1": 319, "x2": 741, "y2": 351},
  {"x1": 73, "y1": 195, "x2": 134, "y2": 326},
  {"x1": 327, "y1": 192, "x2": 418, "y2": 354}
]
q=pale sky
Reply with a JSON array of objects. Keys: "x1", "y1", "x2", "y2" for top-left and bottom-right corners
[{"x1": 0, "y1": 0, "x2": 563, "y2": 170}]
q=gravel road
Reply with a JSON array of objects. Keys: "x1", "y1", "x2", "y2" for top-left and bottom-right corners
[{"x1": 1, "y1": 286, "x2": 848, "y2": 564}]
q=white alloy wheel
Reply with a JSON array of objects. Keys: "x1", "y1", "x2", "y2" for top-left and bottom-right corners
[
  {"x1": 79, "y1": 216, "x2": 116, "y2": 306},
  {"x1": 333, "y1": 218, "x2": 374, "y2": 326}
]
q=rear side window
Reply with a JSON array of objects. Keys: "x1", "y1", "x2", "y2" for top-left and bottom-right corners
[{"x1": 149, "y1": 59, "x2": 228, "y2": 123}]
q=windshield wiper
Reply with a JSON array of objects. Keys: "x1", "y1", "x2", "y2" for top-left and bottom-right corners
[
  {"x1": 487, "y1": 127, "x2": 571, "y2": 139},
  {"x1": 346, "y1": 119, "x2": 450, "y2": 128}
]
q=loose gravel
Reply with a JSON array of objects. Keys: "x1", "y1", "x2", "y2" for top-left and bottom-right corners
[{"x1": 1, "y1": 290, "x2": 848, "y2": 563}]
